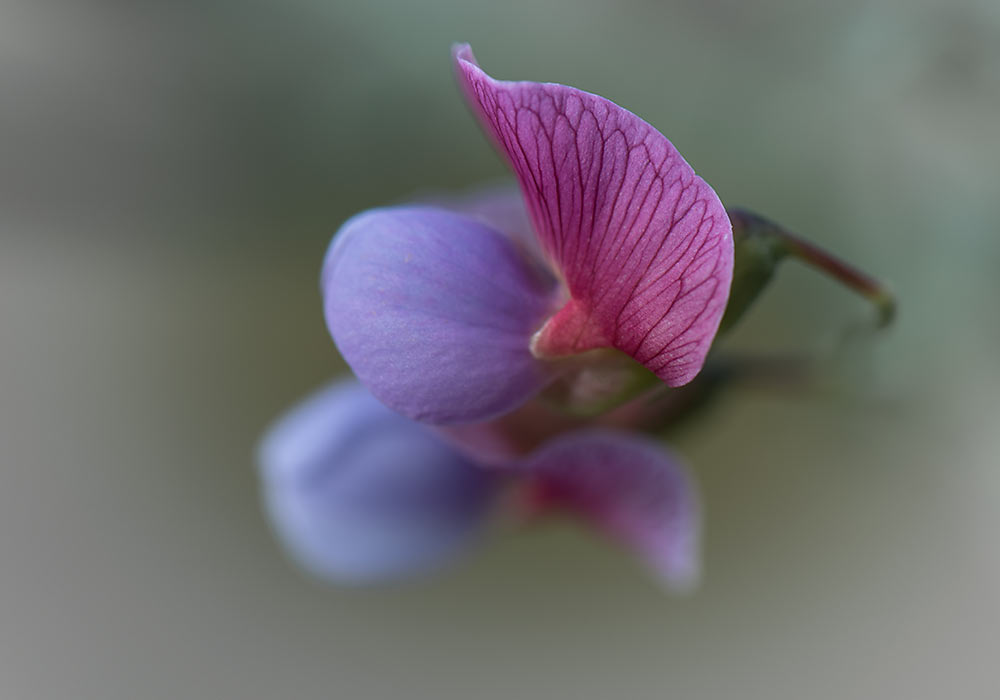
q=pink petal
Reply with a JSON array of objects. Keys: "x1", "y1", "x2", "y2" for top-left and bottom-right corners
[
  {"x1": 522, "y1": 430, "x2": 700, "y2": 589},
  {"x1": 454, "y1": 44, "x2": 733, "y2": 386}
]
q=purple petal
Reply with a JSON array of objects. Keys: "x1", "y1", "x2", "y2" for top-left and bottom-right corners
[
  {"x1": 323, "y1": 206, "x2": 558, "y2": 424},
  {"x1": 435, "y1": 181, "x2": 546, "y2": 263},
  {"x1": 454, "y1": 44, "x2": 733, "y2": 387},
  {"x1": 523, "y1": 430, "x2": 700, "y2": 589},
  {"x1": 258, "y1": 381, "x2": 499, "y2": 583}
]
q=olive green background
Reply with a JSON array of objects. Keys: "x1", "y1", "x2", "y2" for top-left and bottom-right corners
[{"x1": 2, "y1": 0, "x2": 998, "y2": 697}]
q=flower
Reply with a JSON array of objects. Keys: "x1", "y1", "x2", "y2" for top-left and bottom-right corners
[
  {"x1": 322, "y1": 44, "x2": 734, "y2": 425},
  {"x1": 259, "y1": 45, "x2": 897, "y2": 591},
  {"x1": 259, "y1": 380, "x2": 699, "y2": 588}
]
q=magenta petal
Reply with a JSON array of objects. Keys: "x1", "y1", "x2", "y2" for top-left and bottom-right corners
[
  {"x1": 523, "y1": 430, "x2": 700, "y2": 589},
  {"x1": 454, "y1": 44, "x2": 733, "y2": 386},
  {"x1": 323, "y1": 206, "x2": 557, "y2": 424}
]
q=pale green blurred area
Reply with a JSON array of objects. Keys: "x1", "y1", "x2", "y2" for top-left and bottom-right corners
[{"x1": 2, "y1": 0, "x2": 999, "y2": 697}]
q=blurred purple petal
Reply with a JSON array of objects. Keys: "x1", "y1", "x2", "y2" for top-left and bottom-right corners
[
  {"x1": 524, "y1": 430, "x2": 700, "y2": 589},
  {"x1": 323, "y1": 206, "x2": 557, "y2": 424},
  {"x1": 258, "y1": 381, "x2": 499, "y2": 584},
  {"x1": 454, "y1": 44, "x2": 733, "y2": 387},
  {"x1": 436, "y1": 181, "x2": 547, "y2": 264}
]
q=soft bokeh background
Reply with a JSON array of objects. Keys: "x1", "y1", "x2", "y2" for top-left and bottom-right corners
[{"x1": 3, "y1": 0, "x2": 999, "y2": 697}]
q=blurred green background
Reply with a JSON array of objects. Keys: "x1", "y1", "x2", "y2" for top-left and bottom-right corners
[{"x1": 2, "y1": 0, "x2": 999, "y2": 697}]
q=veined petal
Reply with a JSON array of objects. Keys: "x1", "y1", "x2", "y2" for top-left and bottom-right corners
[
  {"x1": 523, "y1": 430, "x2": 700, "y2": 589},
  {"x1": 323, "y1": 206, "x2": 557, "y2": 424},
  {"x1": 258, "y1": 381, "x2": 499, "y2": 584},
  {"x1": 454, "y1": 44, "x2": 733, "y2": 386}
]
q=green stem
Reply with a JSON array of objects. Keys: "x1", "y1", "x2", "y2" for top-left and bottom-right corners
[{"x1": 727, "y1": 208, "x2": 897, "y2": 328}]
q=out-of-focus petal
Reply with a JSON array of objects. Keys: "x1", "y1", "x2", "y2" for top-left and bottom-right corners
[
  {"x1": 454, "y1": 44, "x2": 733, "y2": 387},
  {"x1": 523, "y1": 430, "x2": 700, "y2": 589},
  {"x1": 437, "y1": 181, "x2": 546, "y2": 262},
  {"x1": 258, "y1": 381, "x2": 499, "y2": 584},
  {"x1": 322, "y1": 206, "x2": 558, "y2": 424}
]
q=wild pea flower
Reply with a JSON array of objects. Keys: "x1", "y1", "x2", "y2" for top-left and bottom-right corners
[
  {"x1": 323, "y1": 45, "x2": 734, "y2": 425},
  {"x1": 259, "y1": 45, "x2": 894, "y2": 588},
  {"x1": 260, "y1": 379, "x2": 698, "y2": 587}
]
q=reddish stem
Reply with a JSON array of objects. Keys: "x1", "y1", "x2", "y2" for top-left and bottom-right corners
[{"x1": 778, "y1": 231, "x2": 896, "y2": 326}]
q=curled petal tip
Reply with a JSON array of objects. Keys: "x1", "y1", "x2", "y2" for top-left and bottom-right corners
[{"x1": 451, "y1": 42, "x2": 476, "y2": 65}]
